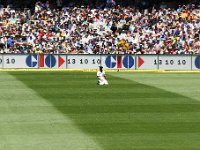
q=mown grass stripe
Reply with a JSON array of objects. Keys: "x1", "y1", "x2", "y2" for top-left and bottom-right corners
[{"x1": 0, "y1": 72, "x2": 102, "y2": 150}]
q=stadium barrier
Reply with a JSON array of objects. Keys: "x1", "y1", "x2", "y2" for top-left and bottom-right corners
[{"x1": 0, "y1": 54, "x2": 200, "y2": 70}]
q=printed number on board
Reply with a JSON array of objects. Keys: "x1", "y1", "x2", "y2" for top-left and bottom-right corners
[
  {"x1": 6, "y1": 58, "x2": 15, "y2": 64},
  {"x1": 154, "y1": 59, "x2": 186, "y2": 65},
  {"x1": 68, "y1": 59, "x2": 101, "y2": 65}
]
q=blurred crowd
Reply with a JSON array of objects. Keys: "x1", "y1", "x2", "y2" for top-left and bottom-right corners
[{"x1": 0, "y1": 1, "x2": 199, "y2": 54}]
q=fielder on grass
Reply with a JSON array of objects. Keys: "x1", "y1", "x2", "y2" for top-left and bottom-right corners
[{"x1": 97, "y1": 66, "x2": 108, "y2": 85}]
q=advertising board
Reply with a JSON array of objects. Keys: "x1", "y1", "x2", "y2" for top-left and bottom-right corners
[
  {"x1": 39, "y1": 54, "x2": 66, "y2": 69},
  {"x1": 3, "y1": 54, "x2": 38, "y2": 68},
  {"x1": 0, "y1": 54, "x2": 199, "y2": 70},
  {"x1": 67, "y1": 55, "x2": 101, "y2": 69},
  {"x1": 0, "y1": 55, "x2": 2, "y2": 68},
  {"x1": 101, "y1": 55, "x2": 135, "y2": 69},
  {"x1": 192, "y1": 55, "x2": 200, "y2": 70},
  {"x1": 158, "y1": 55, "x2": 192, "y2": 70},
  {"x1": 136, "y1": 55, "x2": 158, "y2": 70}
]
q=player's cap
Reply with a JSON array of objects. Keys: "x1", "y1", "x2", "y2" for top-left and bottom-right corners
[{"x1": 99, "y1": 66, "x2": 103, "y2": 68}]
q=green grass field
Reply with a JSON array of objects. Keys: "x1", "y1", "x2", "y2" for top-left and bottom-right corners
[{"x1": 1, "y1": 71, "x2": 200, "y2": 150}]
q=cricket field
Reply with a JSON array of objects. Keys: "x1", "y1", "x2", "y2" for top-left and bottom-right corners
[{"x1": 0, "y1": 71, "x2": 200, "y2": 150}]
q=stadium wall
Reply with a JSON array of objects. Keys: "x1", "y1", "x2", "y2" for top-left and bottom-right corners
[{"x1": 0, "y1": 54, "x2": 200, "y2": 70}]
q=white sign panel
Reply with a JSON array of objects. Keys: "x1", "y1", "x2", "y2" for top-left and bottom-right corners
[
  {"x1": 158, "y1": 55, "x2": 191, "y2": 70},
  {"x1": 192, "y1": 55, "x2": 200, "y2": 70},
  {"x1": 39, "y1": 54, "x2": 66, "y2": 69},
  {"x1": 1, "y1": 54, "x2": 199, "y2": 70},
  {"x1": 53, "y1": 55, "x2": 66, "y2": 69},
  {"x1": 136, "y1": 55, "x2": 158, "y2": 70},
  {"x1": 0, "y1": 55, "x2": 2, "y2": 68},
  {"x1": 3, "y1": 54, "x2": 39, "y2": 68},
  {"x1": 101, "y1": 55, "x2": 135, "y2": 69},
  {"x1": 67, "y1": 55, "x2": 101, "y2": 69}
]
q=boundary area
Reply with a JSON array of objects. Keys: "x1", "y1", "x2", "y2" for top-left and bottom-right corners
[{"x1": 1, "y1": 68, "x2": 200, "y2": 73}]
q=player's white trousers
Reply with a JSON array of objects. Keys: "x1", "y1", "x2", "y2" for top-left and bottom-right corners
[{"x1": 98, "y1": 77, "x2": 108, "y2": 85}]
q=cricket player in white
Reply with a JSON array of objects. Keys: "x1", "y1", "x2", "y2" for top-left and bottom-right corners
[{"x1": 97, "y1": 66, "x2": 108, "y2": 85}]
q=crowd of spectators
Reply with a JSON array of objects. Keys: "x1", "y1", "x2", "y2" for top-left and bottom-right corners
[{"x1": 0, "y1": 1, "x2": 199, "y2": 54}]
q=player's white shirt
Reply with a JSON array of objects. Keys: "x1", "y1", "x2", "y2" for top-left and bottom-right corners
[{"x1": 97, "y1": 71, "x2": 106, "y2": 77}]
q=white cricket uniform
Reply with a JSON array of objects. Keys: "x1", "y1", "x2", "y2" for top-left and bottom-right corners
[{"x1": 97, "y1": 71, "x2": 108, "y2": 85}]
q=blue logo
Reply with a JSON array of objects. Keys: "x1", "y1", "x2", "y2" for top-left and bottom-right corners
[
  {"x1": 45, "y1": 55, "x2": 56, "y2": 68},
  {"x1": 105, "y1": 56, "x2": 117, "y2": 68},
  {"x1": 105, "y1": 55, "x2": 134, "y2": 69},
  {"x1": 123, "y1": 56, "x2": 134, "y2": 68},
  {"x1": 26, "y1": 54, "x2": 38, "y2": 67},
  {"x1": 195, "y1": 56, "x2": 200, "y2": 69}
]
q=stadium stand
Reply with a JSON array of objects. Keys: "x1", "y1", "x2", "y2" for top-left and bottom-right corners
[{"x1": 0, "y1": 1, "x2": 199, "y2": 54}]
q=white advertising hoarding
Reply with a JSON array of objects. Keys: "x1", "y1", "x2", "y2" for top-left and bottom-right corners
[
  {"x1": 67, "y1": 55, "x2": 101, "y2": 69},
  {"x1": 0, "y1": 54, "x2": 199, "y2": 70},
  {"x1": 53, "y1": 55, "x2": 66, "y2": 69},
  {"x1": 158, "y1": 55, "x2": 192, "y2": 70},
  {"x1": 192, "y1": 55, "x2": 200, "y2": 70},
  {"x1": 101, "y1": 55, "x2": 135, "y2": 69},
  {"x1": 0, "y1": 55, "x2": 2, "y2": 68},
  {"x1": 3, "y1": 54, "x2": 38, "y2": 68},
  {"x1": 39, "y1": 54, "x2": 66, "y2": 69},
  {"x1": 136, "y1": 55, "x2": 158, "y2": 70}
]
